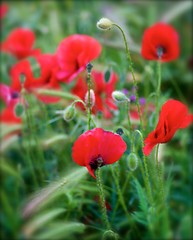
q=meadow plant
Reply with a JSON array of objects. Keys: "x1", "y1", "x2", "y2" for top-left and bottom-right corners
[{"x1": 0, "y1": 1, "x2": 193, "y2": 240}]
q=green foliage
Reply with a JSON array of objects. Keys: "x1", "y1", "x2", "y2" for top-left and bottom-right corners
[{"x1": 0, "y1": 1, "x2": 193, "y2": 240}]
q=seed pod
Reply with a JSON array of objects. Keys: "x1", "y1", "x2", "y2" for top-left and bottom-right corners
[{"x1": 127, "y1": 153, "x2": 138, "y2": 171}]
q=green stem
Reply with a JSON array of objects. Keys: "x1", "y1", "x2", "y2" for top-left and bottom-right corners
[
  {"x1": 155, "y1": 144, "x2": 164, "y2": 200},
  {"x1": 22, "y1": 94, "x2": 38, "y2": 187},
  {"x1": 86, "y1": 71, "x2": 92, "y2": 130},
  {"x1": 134, "y1": 130, "x2": 153, "y2": 205},
  {"x1": 113, "y1": 23, "x2": 143, "y2": 132},
  {"x1": 155, "y1": 61, "x2": 162, "y2": 123},
  {"x1": 125, "y1": 100, "x2": 134, "y2": 151},
  {"x1": 96, "y1": 168, "x2": 111, "y2": 231},
  {"x1": 110, "y1": 166, "x2": 131, "y2": 220},
  {"x1": 36, "y1": 89, "x2": 79, "y2": 101}
]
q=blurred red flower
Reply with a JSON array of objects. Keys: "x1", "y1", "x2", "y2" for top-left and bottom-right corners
[
  {"x1": 0, "y1": 3, "x2": 8, "y2": 19},
  {"x1": 129, "y1": 103, "x2": 155, "y2": 126},
  {"x1": 0, "y1": 28, "x2": 41, "y2": 60},
  {"x1": 141, "y1": 22, "x2": 179, "y2": 62},
  {"x1": 0, "y1": 84, "x2": 21, "y2": 124},
  {"x1": 143, "y1": 100, "x2": 193, "y2": 156},
  {"x1": 72, "y1": 70, "x2": 118, "y2": 118},
  {"x1": 55, "y1": 34, "x2": 102, "y2": 83},
  {"x1": 10, "y1": 54, "x2": 60, "y2": 103},
  {"x1": 72, "y1": 128, "x2": 127, "y2": 178}
]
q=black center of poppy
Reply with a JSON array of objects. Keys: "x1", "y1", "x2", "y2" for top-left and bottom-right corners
[
  {"x1": 11, "y1": 91, "x2": 19, "y2": 99},
  {"x1": 89, "y1": 155, "x2": 105, "y2": 170},
  {"x1": 157, "y1": 46, "x2": 166, "y2": 59}
]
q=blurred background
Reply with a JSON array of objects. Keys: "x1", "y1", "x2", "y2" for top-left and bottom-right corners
[{"x1": 0, "y1": 1, "x2": 193, "y2": 240}]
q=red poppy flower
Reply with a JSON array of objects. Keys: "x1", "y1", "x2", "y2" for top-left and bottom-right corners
[
  {"x1": 10, "y1": 54, "x2": 60, "y2": 103},
  {"x1": 0, "y1": 3, "x2": 8, "y2": 19},
  {"x1": 71, "y1": 70, "x2": 118, "y2": 118},
  {"x1": 0, "y1": 84, "x2": 21, "y2": 124},
  {"x1": 55, "y1": 34, "x2": 102, "y2": 82},
  {"x1": 72, "y1": 128, "x2": 127, "y2": 178},
  {"x1": 141, "y1": 22, "x2": 179, "y2": 62},
  {"x1": 143, "y1": 100, "x2": 193, "y2": 156},
  {"x1": 0, "y1": 28, "x2": 41, "y2": 60}
]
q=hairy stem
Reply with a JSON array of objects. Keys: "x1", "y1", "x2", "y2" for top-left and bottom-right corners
[
  {"x1": 96, "y1": 168, "x2": 111, "y2": 231},
  {"x1": 113, "y1": 23, "x2": 143, "y2": 132}
]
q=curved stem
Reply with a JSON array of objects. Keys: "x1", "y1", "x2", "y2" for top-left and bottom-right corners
[
  {"x1": 113, "y1": 23, "x2": 143, "y2": 132},
  {"x1": 155, "y1": 144, "x2": 164, "y2": 200},
  {"x1": 110, "y1": 165, "x2": 131, "y2": 221}
]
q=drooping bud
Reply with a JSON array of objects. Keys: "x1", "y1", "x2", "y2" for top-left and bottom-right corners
[
  {"x1": 85, "y1": 89, "x2": 95, "y2": 109},
  {"x1": 57, "y1": 105, "x2": 76, "y2": 122},
  {"x1": 112, "y1": 91, "x2": 129, "y2": 102},
  {"x1": 97, "y1": 18, "x2": 113, "y2": 31},
  {"x1": 127, "y1": 153, "x2": 138, "y2": 171}
]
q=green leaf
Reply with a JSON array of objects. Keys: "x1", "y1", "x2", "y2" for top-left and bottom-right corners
[
  {"x1": 134, "y1": 179, "x2": 148, "y2": 213},
  {"x1": 23, "y1": 208, "x2": 66, "y2": 236},
  {"x1": 33, "y1": 222, "x2": 86, "y2": 240},
  {"x1": 22, "y1": 168, "x2": 87, "y2": 218},
  {"x1": 0, "y1": 124, "x2": 21, "y2": 139}
]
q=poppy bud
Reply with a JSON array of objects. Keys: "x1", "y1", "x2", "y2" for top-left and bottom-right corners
[
  {"x1": 112, "y1": 91, "x2": 129, "y2": 102},
  {"x1": 97, "y1": 18, "x2": 113, "y2": 31},
  {"x1": 63, "y1": 105, "x2": 76, "y2": 122},
  {"x1": 127, "y1": 153, "x2": 138, "y2": 171},
  {"x1": 14, "y1": 103, "x2": 24, "y2": 117},
  {"x1": 85, "y1": 89, "x2": 95, "y2": 109}
]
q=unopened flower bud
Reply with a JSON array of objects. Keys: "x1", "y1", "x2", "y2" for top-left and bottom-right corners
[
  {"x1": 112, "y1": 91, "x2": 129, "y2": 102},
  {"x1": 63, "y1": 105, "x2": 76, "y2": 122},
  {"x1": 97, "y1": 18, "x2": 113, "y2": 31},
  {"x1": 85, "y1": 89, "x2": 95, "y2": 109},
  {"x1": 14, "y1": 103, "x2": 24, "y2": 117},
  {"x1": 127, "y1": 153, "x2": 138, "y2": 171}
]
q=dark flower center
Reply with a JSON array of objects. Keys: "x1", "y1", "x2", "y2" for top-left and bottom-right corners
[
  {"x1": 89, "y1": 155, "x2": 105, "y2": 170},
  {"x1": 157, "y1": 46, "x2": 166, "y2": 59},
  {"x1": 11, "y1": 91, "x2": 19, "y2": 99}
]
